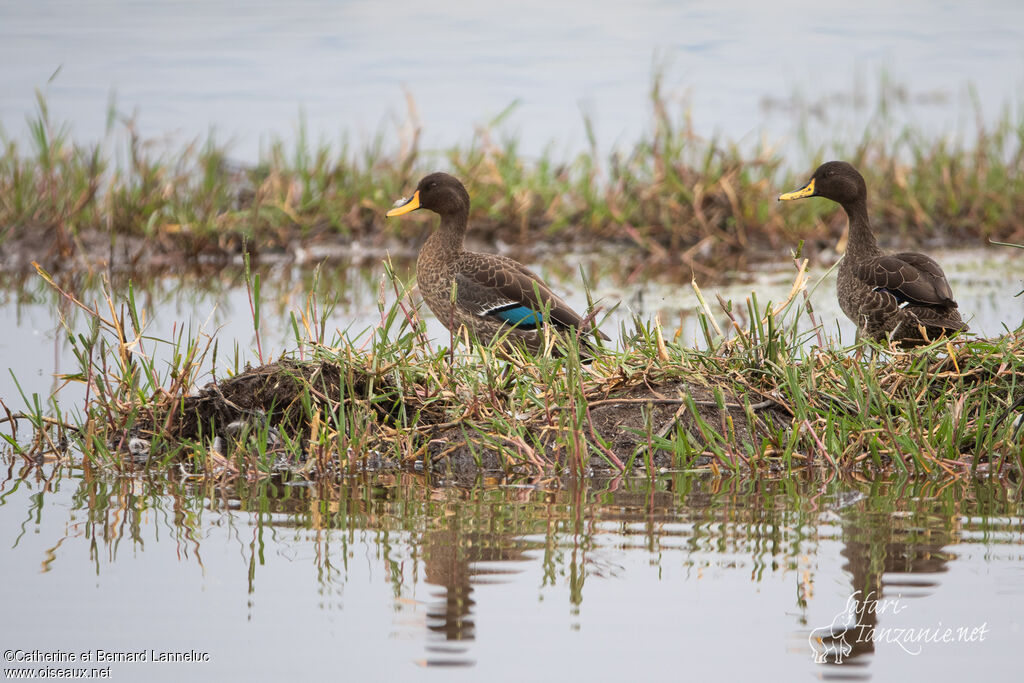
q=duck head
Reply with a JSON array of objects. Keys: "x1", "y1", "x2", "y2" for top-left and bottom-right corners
[
  {"x1": 386, "y1": 172, "x2": 471, "y2": 218},
  {"x1": 778, "y1": 161, "x2": 867, "y2": 206}
]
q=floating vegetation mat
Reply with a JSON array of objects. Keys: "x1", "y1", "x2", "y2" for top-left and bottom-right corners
[{"x1": 3, "y1": 263, "x2": 1022, "y2": 480}]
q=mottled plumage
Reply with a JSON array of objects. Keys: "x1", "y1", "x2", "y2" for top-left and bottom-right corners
[
  {"x1": 779, "y1": 161, "x2": 967, "y2": 345},
  {"x1": 386, "y1": 172, "x2": 608, "y2": 355}
]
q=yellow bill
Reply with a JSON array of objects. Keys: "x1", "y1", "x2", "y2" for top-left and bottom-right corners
[
  {"x1": 778, "y1": 178, "x2": 815, "y2": 201},
  {"x1": 386, "y1": 190, "x2": 421, "y2": 217}
]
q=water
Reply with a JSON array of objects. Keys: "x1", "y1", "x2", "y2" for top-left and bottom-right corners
[
  {"x1": 1, "y1": 462, "x2": 1020, "y2": 681},
  {"x1": 2, "y1": 1, "x2": 1023, "y2": 161}
]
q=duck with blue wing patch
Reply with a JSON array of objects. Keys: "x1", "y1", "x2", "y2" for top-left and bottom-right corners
[{"x1": 386, "y1": 172, "x2": 608, "y2": 357}]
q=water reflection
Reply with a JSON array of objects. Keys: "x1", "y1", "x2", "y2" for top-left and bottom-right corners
[
  {"x1": 1, "y1": 459, "x2": 1021, "y2": 678},
  {"x1": 808, "y1": 478, "x2": 1019, "y2": 676}
]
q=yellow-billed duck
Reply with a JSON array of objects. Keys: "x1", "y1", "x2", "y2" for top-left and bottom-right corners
[
  {"x1": 386, "y1": 172, "x2": 608, "y2": 355},
  {"x1": 779, "y1": 161, "x2": 967, "y2": 345}
]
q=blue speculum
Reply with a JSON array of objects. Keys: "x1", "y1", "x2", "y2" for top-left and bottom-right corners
[{"x1": 491, "y1": 305, "x2": 543, "y2": 329}]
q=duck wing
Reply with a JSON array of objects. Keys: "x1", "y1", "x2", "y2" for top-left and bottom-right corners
[
  {"x1": 453, "y1": 254, "x2": 607, "y2": 337},
  {"x1": 857, "y1": 252, "x2": 957, "y2": 307}
]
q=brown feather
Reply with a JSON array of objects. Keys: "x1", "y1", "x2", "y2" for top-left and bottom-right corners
[
  {"x1": 389, "y1": 173, "x2": 609, "y2": 355},
  {"x1": 780, "y1": 161, "x2": 967, "y2": 345}
]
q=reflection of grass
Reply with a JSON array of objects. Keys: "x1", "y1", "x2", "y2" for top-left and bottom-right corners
[
  {"x1": 3, "y1": 261, "x2": 1022, "y2": 477},
  {"x1": 2, "y1": 76, "x2": 1023, "y2": 275},
  {"x1": 12, "y1": 461, "x2": 1020, "y2": 603}
]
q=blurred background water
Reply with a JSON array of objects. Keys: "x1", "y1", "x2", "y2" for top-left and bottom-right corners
[{"x1": 2, "y1": 0, "x2": 1023, "y2": 162}]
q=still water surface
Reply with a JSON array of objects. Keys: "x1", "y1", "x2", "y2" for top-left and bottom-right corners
[
  {"x1": 1, "y1": 461, "x2": 1021, "y2": 681},
  {"x1": 2, "y1": 0, "x2": 1023, "y2": 160}
]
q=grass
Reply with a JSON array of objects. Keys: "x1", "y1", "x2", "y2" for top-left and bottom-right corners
[
  {"x1": 2, "y1": 76, "x2": 1024, "y2": 278},
  {"x1": 2, "y1": 260, "x2": 1022, "y2": 479},
  {"x1": 2, "y1": 75, "x2": 1023, "y2": 479}
]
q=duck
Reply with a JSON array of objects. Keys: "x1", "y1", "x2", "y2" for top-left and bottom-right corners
[
  {"x1": 386, "y1": 172, "x2": 608, "y2": 356},
  {"x1": 779, "y1": 161, "x2": 967, "y2": 345}
]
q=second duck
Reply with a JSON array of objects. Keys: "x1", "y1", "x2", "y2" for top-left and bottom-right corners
[
  {"x1": 387, "y1": 172, "x2": 608, "y2": 355},
  {"x1": 779, "y1": 161, "x2": 967, "y2": 345}
]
